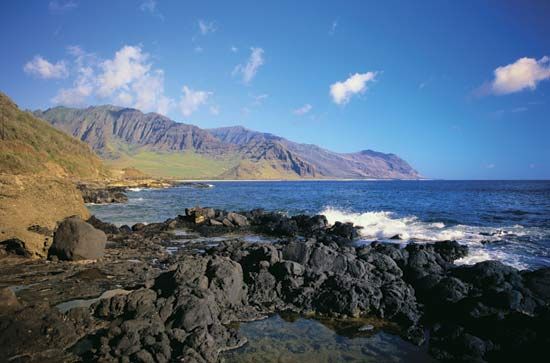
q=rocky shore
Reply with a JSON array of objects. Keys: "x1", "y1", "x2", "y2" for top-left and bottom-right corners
[
  {"x1": 78, "y1": 184, "x2": 129, "y2": 204},
  {"x1": 77, "y1": 182, "x2": 214, "y2": 205},
  {"x1": 1, "y1": 207, "x2": 549, "y2": 362}
]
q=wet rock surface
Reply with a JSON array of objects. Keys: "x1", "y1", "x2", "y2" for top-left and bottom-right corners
[
  {"x1": 78, "y1": 184, "x2": 129, "y2": 204},
  {"x1": 0, "y1": 207, "x2": 548, "y2": 362}
]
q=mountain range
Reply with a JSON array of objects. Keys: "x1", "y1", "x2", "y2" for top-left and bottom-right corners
[{"x1": 34, "y1": 105, "x2": 420, "y2": 180}]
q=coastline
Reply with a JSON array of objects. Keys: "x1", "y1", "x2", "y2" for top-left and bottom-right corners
[
  {"x1": 1, "y1": 205, "x2": 549, "y2": 362},
  {"x1": 174, "y1": 178, "x2": 431, "y2": 182}
]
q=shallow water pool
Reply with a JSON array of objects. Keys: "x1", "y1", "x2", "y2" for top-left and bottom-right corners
[{"x1": 222, "y1": 314, "x2": 435, "y2": 363}]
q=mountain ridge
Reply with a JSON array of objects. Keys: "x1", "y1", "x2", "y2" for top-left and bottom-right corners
[{"x1": 35, "y1": 105, "x2": 421, "y2": 180}]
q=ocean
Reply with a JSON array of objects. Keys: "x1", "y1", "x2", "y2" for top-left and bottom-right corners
[{"x1": 89, "y1": 180, "x2": 550, "y2": 270}]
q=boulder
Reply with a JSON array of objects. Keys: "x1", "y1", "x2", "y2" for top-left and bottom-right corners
[
  {"x1": 328, "y1": 221, "x2": 360, "y2": 240},
  {"x1": 48, "y1": 216, "x2": 106, "y2": 260},
  {"x1": 272, "y1": 260, "x2": 305, "y2": 278},
  {"x1": 254, "y1": 213, "x2": 298, "y2": 236},
  {"x1": 119, "y1": 225, "x2": 132, "y2": 234},
  {"x1": 0, "y1": 288, "x2": 20, "y2": 311},
  {"x1": 185, "y1": 207, "x2": 216, "y2": 224},
  {"x1": 451, "y1": 260, "x2": 523, "y2": 291},
  {"x1": 205, "y1": 257, "x2": 246, "y2": 306},
  {"x1": 523, "y1": 267, "x2": 550, "y2": 301},
  {"x1": 227, "y1": 212, "x2": 248, "y2": 227},
  {"x1": 433, "y1": 240, "x2": 468, "y2": 262},
  {"x1": 222, "y1": 218, "x2": 234, "y2": 228},
  {"x1": 291, "y1": 214, "x2": 328, "y2": 235},
  {"x1": 87, "y1": 215, "x2": 120, "y2": 235},
  {"x1": 132, "y1": 223, "x2": 146, "y2": 232}
]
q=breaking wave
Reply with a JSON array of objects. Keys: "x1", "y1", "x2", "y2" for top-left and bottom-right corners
[{"x1": 319, "y1": 206, "x2": 540, "y2": 270}]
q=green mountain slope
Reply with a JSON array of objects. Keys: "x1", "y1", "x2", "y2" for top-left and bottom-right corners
[
  {"x1": 36, "y1": 105, "x2": 420, "y2": 180},
  {"x1": 0, "y1": 93, "x2": 108, "y2": 179}
]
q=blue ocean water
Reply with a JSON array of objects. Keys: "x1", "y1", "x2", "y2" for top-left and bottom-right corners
[{"x1": 89, "y1": 180, "x2": 550, "y2": 269}]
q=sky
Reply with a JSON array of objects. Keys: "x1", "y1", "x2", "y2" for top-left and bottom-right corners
[{"x1": 0, "y1": 0, "x2": 549, "y2": 179}]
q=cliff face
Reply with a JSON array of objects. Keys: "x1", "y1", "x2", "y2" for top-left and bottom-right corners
[
  {"x1": 36, "y1": 106, "x2": 420, "y2": 180},
  {"x1": 0, "y1": 175, "x2": 91, "y2": 258},
  {"x1": 210, "y1": 127, "x2": 420, "y2": 179},
  {"x1": 0, "y1": 93, "x2": 108, "y2": 257},
  {"x1": 35, "y1": 106, "x2": 232, "y2": 159}
]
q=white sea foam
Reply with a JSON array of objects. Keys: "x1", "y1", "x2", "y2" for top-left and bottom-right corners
[
  {"x1": 128, "y1": 187, "x2": 144, "y2": 192},
  {"x1": 320, "y1": 207, "x2": 466, "y2": 242},
  {"x1": 455, "y1": 250, "x2": 529, "y2": 270},
  {"x1": 320, "y1": 206, "x2": 536, "y2": 269}
]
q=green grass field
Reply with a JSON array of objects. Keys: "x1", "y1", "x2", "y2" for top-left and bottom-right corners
[{"x1": 106, "y1": 149, "x2": 241, "y2": 179}]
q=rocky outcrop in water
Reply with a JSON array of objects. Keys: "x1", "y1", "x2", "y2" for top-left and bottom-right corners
[
  {"x1": 86, "y1": 255, "x2": 257, "y2": 362},
  {"x1": 419, "y1": 261, "x2": 550, "y2": 362},
  {"x1": 1, "y1": 208, "x2": 549, "y2": 363},
  {"x1": 77, "y1": 184, "x2": 129, "y2": 204}
]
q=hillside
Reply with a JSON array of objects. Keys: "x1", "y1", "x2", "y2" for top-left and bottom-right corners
[
  {"x1": 36, "y1": 106, "x2": 420, "y2": 180},
  {"x1": 1, "y1": 94, "x2": 108, "y2": 179},
  {"x1": 0, "y1": 93, "x2": 108, "y2": 257},
  {"x1": 34, "y1": 105, "x2": 232, "y2": 158},
  {"x1": 210, "y1": 126, "x2": 420, "y2": 179}
]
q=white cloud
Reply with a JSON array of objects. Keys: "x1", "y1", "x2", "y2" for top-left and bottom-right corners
[
  {"x1": 52, "y1": 65, "x2": 94, "y2": 106},
  {"x1": 48, "y1": 45, "x2": 175, "y2": 115},
  {"x1": 131, "y1": 70, "x2": 174, "y2": 115},
  {"x1": 329, "y1": 19, "x2": 338, "y2": 35},
  {"x1": 233, "y1": 47, "x2": 264, "y2": 84},
  {"x1": 32, "y1": 44, "x2": 217, "y2": 117},
  {"x1": 231, "y1": 46, "x2": 238, "y2": 53},
  {"x1": 96, "y1": 45, "x2": 151, "y2": 97},
  {"x1": 179, "y1": 86, "x2": 211, "y2": 117},
  {"x1": 114, "y1": 92, "x2": 133, "y2": 107},
  {"x1": 491, "y1": 56, "x2": 550, "y2": 95},
  {"x1": 330, "y1": 72, "x2": 378, "y2": 105},
  {"x1": 49, "y1": 0, "x2": 77, "y2": 13},
  {"x1": 251, "y1": 93, "x2": 268, "y2": 105},
  {"x1": 210, "y1": 105, "x2": 220, "y2": 115},
  {"x1": 198, "y1": 19, "x2": 216, "y2": 35},
  {"x1": 294, "y1": 103, "x2": 312, "y2": 115},
  {"x1": 51, "y1": 46, "x2": 96, "y2": 105},
  {"x1": 140, "y1": 0, "x2": 163, "y2": 20},
  {"x1": 66, "y1": 45, "x2": 83, "y2": 57},
  {"x1": 194, "y1": 46, "x2": 204, "y2": 53},
  {"x1": 24, "y1": 56, "x2": 68, "y2": 79},
  {"x1": 511, "y1": 106, "x2": 528, "y2": 113}
]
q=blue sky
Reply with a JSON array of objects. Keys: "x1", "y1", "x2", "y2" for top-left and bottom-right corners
[{"x1": 1, "y1": 0, "x2": 549, "y2": 179}]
